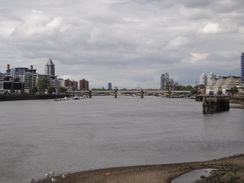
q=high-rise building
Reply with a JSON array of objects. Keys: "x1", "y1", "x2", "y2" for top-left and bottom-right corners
[
  {"x1": 45, "y1": 58, "x2": 55, "y2": 76},
  {"x1": 108, "y1": 82, "x2": 112, "y2": 90},
  {"x1": 80, "y1": 79, "x2": 89, "y2": 90},
  {"x1": 199, "y1": 73, "x2": 207, "y2": 86},
  {"x1": 207, "y1": 72, "x2": 216, "y2": 85},
  {"x1": 160, "y1": 73, "x2": 169, "y2": 90},
  {"x1": 241, "y1": 53, "x2": 244, "y2": 86}
]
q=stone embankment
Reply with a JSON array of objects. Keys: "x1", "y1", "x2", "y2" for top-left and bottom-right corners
[{"x1": 0, "y1": 94, "x2": 67, "y2": 101}]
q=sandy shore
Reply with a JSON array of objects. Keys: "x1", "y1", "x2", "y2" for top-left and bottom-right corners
[{"x1": 36, "y1": 154, "x2": 244, "y2": 183}]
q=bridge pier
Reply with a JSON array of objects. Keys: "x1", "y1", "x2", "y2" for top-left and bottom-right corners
[
  {"x1": 202, "y1": 96, "x2": 230, "y2": 114},
  {"x1": 89, "y1": 90, "x2": 92, "y2": 98},
  {"x1": 140, "y1": 90, "x2": 144, "y2": 98},
  {"x1": 114, "y1": 89, "x2": 118, "y2": 98}
]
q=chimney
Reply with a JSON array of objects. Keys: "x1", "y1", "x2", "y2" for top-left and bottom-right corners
[
  {"x1": 7, "y1": 64, "x2": 10, "y2": 70},
  {"x1": 30, "y1": 65, "x2": 33, "y2": 70}
]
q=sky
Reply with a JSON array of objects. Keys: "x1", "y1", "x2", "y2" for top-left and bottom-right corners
[{"x1": 0, "y1": 0, "x2": 243, "y2": 89}]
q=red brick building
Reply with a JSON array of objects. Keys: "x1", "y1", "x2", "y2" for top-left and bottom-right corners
[
  {"x1": 79, "y1": 79, "x2": 89, "y2": 90},
  {"x1": 64, "y1": 79, "x2": 78, "y2": 91}
]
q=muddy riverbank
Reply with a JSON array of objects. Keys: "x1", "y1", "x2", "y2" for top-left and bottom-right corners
[{"x1": 36, "y1": 154, "x2": 244, "y2": 183}]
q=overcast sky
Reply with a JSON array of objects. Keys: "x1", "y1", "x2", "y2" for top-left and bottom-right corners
[{"x1": 0, "y1": 0, "x2": 243, "y2": 89}]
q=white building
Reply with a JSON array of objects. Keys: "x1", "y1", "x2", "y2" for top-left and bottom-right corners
[
  {"x1": 207, "y1": 72, "x2": 216, "y2": 85},
  {"x1": 199, "y1": 73, "x2": 207, "y2": 86},
  {"x1": 58, "y1": 78, "x2": 65, "y2": 87}
]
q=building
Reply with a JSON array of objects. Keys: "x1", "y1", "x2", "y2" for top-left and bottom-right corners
[
  {"x1": 199, "y1": 73, "x2": 216, "y2": 86},
  {"x1": 207, "y1": 72, "x2": 216, "y2": 85},
  {"x1": 45, "y1": 58, "x2": 55, "y2": 76},
  {"x1": 0, "y1": 72, "x2": 5, "y2": 90},
  {"x1": 6, "y1": 64, "x2": 37, "y2": 80},
  {"x1": 65, "y1": 79, "x2": 78, "y2": 91},
  {"x1": 222, "y1": 76, "x2": 242, "y2": 94},
  {"x1": 108, "y1": 82, "x2": 112, "y2": 90},
  {"x1": 80, "y1": 79, "x2": 89, "y2": 90},
  {"x1": 206, "y1": 76, "x2": 241, "y2": 95},
  {"x1": 160, "y1": 73, "x2": 169, "y2": 90},
  {"x1": 199, "y1": 73, "x2": 207, "y2": 86},
  {"x1": 4, "y1": 64, "x2": 37, "y2": 93},
  {"x1": 241, "y1": 53, "x2": 244, "y2": 86},
  {"x1": 0, "y1": 59, "x2": 60, "y2": 94},
  {"x1": 58, "y1": 78, "x2": 65, "y2": 87}
]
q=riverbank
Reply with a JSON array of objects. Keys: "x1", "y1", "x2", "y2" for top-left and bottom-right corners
[
  {"x1": 36, "y1": 154, "x2": 244, "y2": 183},
  {"x1": 230, "y1": 96, "x2": 244, "y2": 109},
  {"x1": 0, "y1": 94, "x2": 67, "y2": 101}
]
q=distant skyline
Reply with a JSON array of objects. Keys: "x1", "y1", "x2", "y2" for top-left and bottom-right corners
[{"x1": 0, "y1": 0, "x2": 243, "y2": 89}]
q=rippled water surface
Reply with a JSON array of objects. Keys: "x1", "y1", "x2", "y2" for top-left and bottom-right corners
[{"x1": 0, "y1": 96, "x2": 243, "y2": 183}]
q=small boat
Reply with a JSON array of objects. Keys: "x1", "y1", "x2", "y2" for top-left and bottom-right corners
[
  {"x1": 73, "y1": 96, "x2": 80, "y2": 100},
  {"x1": 64, "y1": 96, "x2": 70, "y2": 100}
]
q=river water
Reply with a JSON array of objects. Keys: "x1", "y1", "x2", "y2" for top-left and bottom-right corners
[{"x1": 0, "y1": 96, "x2": 243, "y2": 183}]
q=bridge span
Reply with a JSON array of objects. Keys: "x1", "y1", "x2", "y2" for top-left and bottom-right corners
[{"x1": 66, "y1": 90, "x2": 190, "y2": 98}]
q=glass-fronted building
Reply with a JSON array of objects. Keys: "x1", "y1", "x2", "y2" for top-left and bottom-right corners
[
  {"x1": 108, "y1": 82, "x2": 112, "y2": 90},
  {"x1": 160, "y1": 72, "x2": 169, "y2": 90}
]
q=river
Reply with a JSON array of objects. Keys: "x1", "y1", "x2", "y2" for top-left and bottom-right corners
[{"x1": 0, "y1": 96, "x2": 243, "y2": 183}]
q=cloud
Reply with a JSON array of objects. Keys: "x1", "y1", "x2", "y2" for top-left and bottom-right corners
[
  {"x1": 179, "y1": 6, "x2": 211, "y2": 19},
  {"x1": 166, "y1": 36, "x2": 189, "y2": 50},
  {"x1": 11, "y1": 10, "x2": 67, "y2": 38},
  {"x1": 198, "y1": 23, "x2": 222, "y2": 34},
  {"x1": 0, "y1": 0, "x2": 243, "y2": 88},
  {"x1": 189, "y1": 52, "x2": 209, "y2": 63}
]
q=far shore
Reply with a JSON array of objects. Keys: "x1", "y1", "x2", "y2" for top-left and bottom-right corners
[{"x1": 36, "y1": 154, "x2": 244, "y2": 183}]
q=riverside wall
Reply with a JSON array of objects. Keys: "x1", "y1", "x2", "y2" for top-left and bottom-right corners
[{"x1": 0, "y1": 94, "x2": 68, "y2": 101}]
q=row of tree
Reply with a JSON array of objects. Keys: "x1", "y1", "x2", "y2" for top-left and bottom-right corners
[{"x1": 32, "y1": 78, "x2": 67, "y2": 94}]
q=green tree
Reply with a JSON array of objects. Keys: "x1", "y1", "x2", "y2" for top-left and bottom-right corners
[
  {"x1": 37, "y1": 78, "x2": 49, "y2": 94},
  {"x1": 190, "y1": 88, "x2": 199, "y2": 95},
  {"x1": 48, "y1": 87, "x2": 56, "y2": 94},
  {"x1": 31, "y1": 87, "x2": 38, "y2": 94},
  {"x1": 231, "y1": 86, "x2": 238, "y2": 94},
  {"x1": 185, "y1": 85, "x2": 193, "y2": 91},
  {"x1": 59, "y1": 87, "x2": 67, "y2": 94}
]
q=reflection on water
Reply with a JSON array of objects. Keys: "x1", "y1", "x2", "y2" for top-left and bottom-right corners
[{"x1": 0, "y1": 96, "x2": 243, "y2": 183}]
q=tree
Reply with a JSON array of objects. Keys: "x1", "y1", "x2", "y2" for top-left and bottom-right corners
[
  {"x1": 31, "y1": 87, "x2": 38, "y2": 94},
  {"x1": 190, "y1": 88, "x2": 199, "y2": 95},
  {"x1": 59, "y1": 87, "x2": 67, "y2": 94},
  {"x1": 185, "y1": 85, "x2": 193, "y2": 91},
  {"x1": 231, "y1": 86, "x2": 238, "y2": 94},
  {"x1": 37, "y1": 78, "x2": 49, "y2": 94},
  {"x1": 217, "y1": 91, "x2": 222, "y2": 95},
  {"x1": 48, "y1": 87, "x2": 56, "y2": 94}
]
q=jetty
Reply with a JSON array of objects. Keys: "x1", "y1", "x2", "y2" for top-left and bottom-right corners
[{"x1": 202, "y1": 96, "x2": 230, "y2": 114}]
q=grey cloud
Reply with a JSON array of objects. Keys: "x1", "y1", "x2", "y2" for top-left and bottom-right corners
[{"x1": 0, "y1": 0, "x2": 243, "y2": 88}]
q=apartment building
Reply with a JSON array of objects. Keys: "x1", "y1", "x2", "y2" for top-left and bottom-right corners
[{"x1": 206, "y1": 76, "x2": 241, "y2": 94}]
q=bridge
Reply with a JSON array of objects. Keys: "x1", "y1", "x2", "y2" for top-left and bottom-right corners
[{"x1": 66, "y1": 90, "x2": 191, "y2": 98}]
